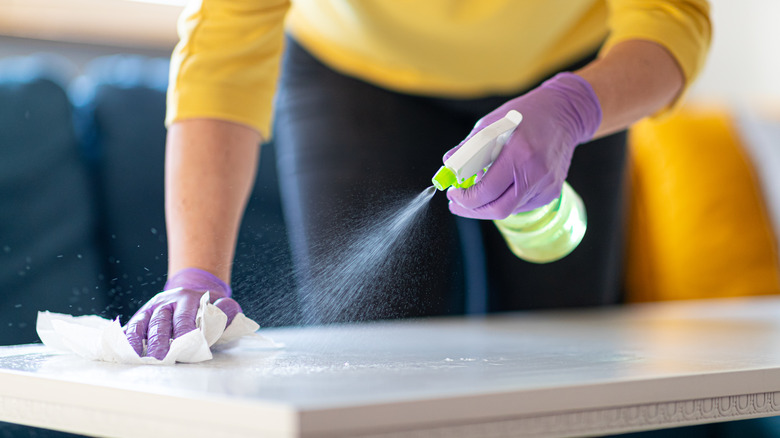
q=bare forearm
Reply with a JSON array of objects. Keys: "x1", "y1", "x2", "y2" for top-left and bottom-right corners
[
  {"x1": 576, "y1": 39, "x2": 685, "y2": 138},
  {"x1": 165, "y1": 119, "x2": 262, "y2": 284}
]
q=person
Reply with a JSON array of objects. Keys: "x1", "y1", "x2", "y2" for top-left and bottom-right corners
[{"x1": 124, "y1": 0, "x2": 711, "y2": 360}]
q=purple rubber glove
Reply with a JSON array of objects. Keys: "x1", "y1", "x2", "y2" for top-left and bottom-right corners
[
  {"x1": 445, "y1": 72, "x2": 602, "y2": 220},
  {"x1": 124, "y1": 268, "x2": 242, "y2": 360}
]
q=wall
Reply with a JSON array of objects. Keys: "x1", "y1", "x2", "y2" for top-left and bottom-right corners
[{"x1": 690, "y1": 0, "x2": 780, "y2": 105}]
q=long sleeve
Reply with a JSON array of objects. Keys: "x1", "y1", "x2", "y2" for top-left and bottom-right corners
[{"x1": 166, "y1": 0, "x2": 291, "y2": 139}]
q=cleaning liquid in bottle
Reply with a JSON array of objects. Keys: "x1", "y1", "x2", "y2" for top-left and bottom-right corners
[{"x1": 432, "y1": 110, "x2": 586, "y2": 263}]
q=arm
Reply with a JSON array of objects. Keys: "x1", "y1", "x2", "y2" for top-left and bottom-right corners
[
  {"x1": 576, "y1": 39, "x2": 684, "y2": 139},
  {"x1": 124, "y1": 119, "x2": 260, "y2": 360},
  {"x1": 124, "y1": 0, "x2": 288, "y2": 359},
  {"x1": 447, "y1": 0, "x2": 711, "y2": 219},
  {"x1": 165, "y1": 0, "x2": 287, "y2": 276},
  {"x1": 446, "y1": 39, "x2": 688, "y2": 220},
  {"x1": 447, "y1": 41, "x2": 701, "y2": 220},
  {"x1": 165, "y1": 118, "x2": 262, "y2": 283}
]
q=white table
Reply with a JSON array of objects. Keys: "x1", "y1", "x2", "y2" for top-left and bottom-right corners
[{"x1": 2, "y1": 297, "x2": 780, "y2": 437}]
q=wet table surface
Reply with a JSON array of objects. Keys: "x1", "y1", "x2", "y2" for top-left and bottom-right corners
[{"x1": 3, "y1": 297, "x2": 780, "y2": 437}]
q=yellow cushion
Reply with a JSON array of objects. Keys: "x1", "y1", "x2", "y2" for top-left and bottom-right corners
[{"x1": 625, "y1": 105, "x2": 780, "y2": 302}]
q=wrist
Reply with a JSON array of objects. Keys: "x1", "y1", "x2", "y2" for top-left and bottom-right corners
[
  {"x1": 164, "y1": 267, "x2": 232, "y2": 298},
  {"x1": 541, "y1": 72, "x2": 603, "y2": 144}
]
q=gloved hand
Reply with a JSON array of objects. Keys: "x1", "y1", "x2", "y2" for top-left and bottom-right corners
[
  {"x1": 124, "y1": 268, "x2": 242, "y2": 360},
  {"x1": 445, "y1": 72, "x2": 602, "y2": 220}
]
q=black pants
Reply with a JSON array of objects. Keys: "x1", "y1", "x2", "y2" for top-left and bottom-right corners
[{"x1": 274, "y1": 37, "x2": 628, "y2": 323}]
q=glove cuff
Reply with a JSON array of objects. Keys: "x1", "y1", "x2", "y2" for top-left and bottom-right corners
[
  {"x1": 164, "y1": 267, "x2": 233, "y2": 298},
  {"x1": 541, "y1": 72, "x2": 603, "y2": 144}
]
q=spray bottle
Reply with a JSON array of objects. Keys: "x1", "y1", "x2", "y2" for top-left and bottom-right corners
[{"x1": 431, "y1": 110, "x2": 586, "y2": 263}]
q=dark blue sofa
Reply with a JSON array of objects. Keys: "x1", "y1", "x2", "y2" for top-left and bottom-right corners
[{"x1": 0, "y1": 54, "x2": 294, "y2": 346}]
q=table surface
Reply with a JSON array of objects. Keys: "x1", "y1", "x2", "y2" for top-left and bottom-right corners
[{"x1": 3, "y1": 297, "x2": 780, "y2": 438}]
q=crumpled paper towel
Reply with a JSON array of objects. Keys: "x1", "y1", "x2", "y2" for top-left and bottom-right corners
[{"x1": 36, "y1": 292, "x2": 280, "y2": 365}]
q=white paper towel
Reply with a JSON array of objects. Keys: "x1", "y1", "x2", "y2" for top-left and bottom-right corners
[{"x1": 36, "y1": 292, "x2": 281, "y2": 365}]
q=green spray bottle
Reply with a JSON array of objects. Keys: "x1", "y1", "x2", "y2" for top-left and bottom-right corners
[{"x1": 431, "y1": 110, "x2": 586, "y2": 263}]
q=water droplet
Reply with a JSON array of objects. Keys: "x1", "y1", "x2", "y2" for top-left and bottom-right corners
[
  {"x1": 2, "y1": 246, "x2": 9, "y2": 253},
  {"x1": 151, "y1": 228, "x2": 158, "y2": 235},
  {"x1": 77, "y1": 254, "x2": 83, "y2": 259},
  {"x1": 14, "y1": 304, "x2": 21, "y2": 308}
]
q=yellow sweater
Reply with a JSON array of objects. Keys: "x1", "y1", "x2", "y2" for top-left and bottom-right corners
[{"x1": 166, "y1": 0, "x2": 711, "y2": 139}]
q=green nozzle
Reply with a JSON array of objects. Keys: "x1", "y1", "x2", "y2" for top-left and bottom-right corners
[
  {"x1": 432, "y1": 166, "x2": 457, "y2": 191},
  {"x1": 432, "y1": 166, "x2": 480, "y2": 190}
]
